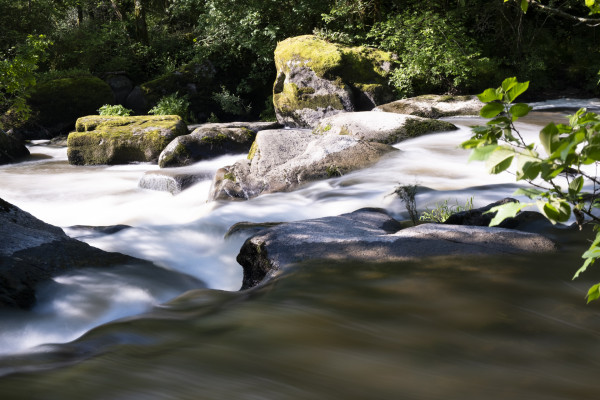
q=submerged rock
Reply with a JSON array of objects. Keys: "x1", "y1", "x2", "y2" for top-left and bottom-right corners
[
  {"x1": 209, "y1": 129, "x2": 397, "y2": 201},
  {"x1": 236, "y1": 208, "x2": 557, "y2": 289},
  {"x1": 313, "y1": 111, "x2": 457, "y2": 144},
  {"x1": 374, "y1": 94, "x2": 483, "y2": 118},
  {"x1": 0, "y1": 198, "x2": 161, "y2": 309},
  {"x1": 273, "y1": 35, "x2": 395, "y2": 128},
  {"x1": 158, "y1": 121, "x2": 280, "y2": 168},
  {"x1": 139, "y1": 167, "x2": 213, "y2": 194},
  {"x1": 67, "y1": 115, "x2": 188, "y2": 165},
  {"x1": 0, "y1": 130, "x2": 29, "y2": 165}
]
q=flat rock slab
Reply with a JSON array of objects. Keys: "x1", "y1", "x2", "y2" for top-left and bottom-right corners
[
  {"x1": 374, "y1": 94, "x2": 483, "y2": 118},
  {"x1": 313, "y1": 111, "x2": 457, "y2": 144},
  {"x1": 236, "y1": 208, "x2": 557, "y2": 289}
]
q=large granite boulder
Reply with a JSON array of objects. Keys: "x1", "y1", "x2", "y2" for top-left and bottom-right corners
[
  {"x1": 209, "y1": 129, "x2": 397, "y2": 201},
  {"x1": 67, "y1": 115, "x2": 188, "y2": 165},
  {"x1": 13, "y1": 75, "x2": 115, "y2": 140},
  {"x1": 0, "y1": 130, "x2": 29, "y2": 165},
  {"x1": 273, "y1": 35, "x2": 395, "y2": 128},
  {"x1": 374, "y1": 94, "x2": 483, "y2": 118},
  {"x1": 0, "y1": 198, "x2": 165, "y2": 309},
  {"x1": 236, "y1": 208, "x2": 558, "y2": 289},
  {"x1": 158, "y1": 121, "x2": 280, "y2": 168},
  {"x1": 313, "y1": 111, "x2": 457, "y2": 144}
]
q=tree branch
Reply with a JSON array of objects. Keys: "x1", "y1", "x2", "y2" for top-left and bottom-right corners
[{"x1": 524, "y1": 0, "x2": 600, "y2": 27}]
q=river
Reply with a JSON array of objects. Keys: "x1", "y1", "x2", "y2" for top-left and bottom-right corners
[{"x1": 1, "y1": 101, "x2": 600, "y2": 399}]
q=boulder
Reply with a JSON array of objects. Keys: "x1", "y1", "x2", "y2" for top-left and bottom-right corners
[
  {"x1": 105, "y1": 73, "x2": 134, "y2": 105},
  {"x1": 374, "y1": 94, "x2": 483, "y2": 118},
  {"x1": 158, "y1": 121, "x2": 280, "y2": 168},
  {"x1": 13, "y1": 75, "x2": 115, "y2": 140},
  {"x1": 236, "y1": 208, "x2": 558, "y2": 289},
  {"x1": 313, "y1": 111, "x2": 457, "y2": 144},
  {"x1": 209, "y1": 129, "x2": 398, "y2": 201},
  {"x1": 273, "y1": 35, "x2": 395, "y2": 128},
  {"x1": 0, "y1": 130, "x2": 29, "y2": 165},
  {"x1": 0, "y1": 198, "x2": 157, "y2": 309},
  {"x1": 67, "y1": 115, "x2": 188, "y2": 165},
  {"x1": 139, "y1": 167, "x2": 213, "y2": 194}
]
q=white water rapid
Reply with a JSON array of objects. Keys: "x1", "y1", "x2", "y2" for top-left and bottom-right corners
[{"x1": 1, "y1": 99, "x2": 598, "y2": 355}]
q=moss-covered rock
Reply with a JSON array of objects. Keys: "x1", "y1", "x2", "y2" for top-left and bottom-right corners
[
  {"x1": 15, "y1": 76, "x2": 115, "y2": 140},
  {"x1": 158, "y1": 121, "x2": 279, "y2": 168},
  {"x1": 273, "y1": 35, "x2": 396, "y2": 128},
  {"x1": 67, "y1": 115, "x2": 188, "y2": 165},
  {"x1": 374, "y1": 94, "x2": 483, "y2": 118},
  {"x1": 0, "y1": 130, "x2": 29, "y2": 165}
]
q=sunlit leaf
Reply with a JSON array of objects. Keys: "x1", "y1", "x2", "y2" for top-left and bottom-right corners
[
  {"x1": 486, "y1": 202, "x2": 531, "y2": 226},
  {"x1": 468, "y1": 144, "x2": 499, "y2": 161},
  {"x1": 516, "y1": 154, "x2": 541, "y2": 180},
  {"x1": 539, "y1": 199, "x2": 571, "y2": 223},
  {"x1": 569, "y1": 176, "x2": 584, "y2": 196},
  {"x1": 477, "y1": 88, "x2": 502, "y2": 103},
  {"x1": 586, "y1": 283, "x2": 600, "y2": 303},
  {"x1": 510, "y1": 103, "x2": 532, "y2": 119},
  {"x1": 485, "y1": 146, "x2": 515, "y2": 174},
  {"x1": 480, "y1": 102, "x2": 505, "y2": 119},
  {"x1": 539, "y1": 122, "x2": 559, "y2": 154},
  {"x1": 514, "y1": 187, "x2": 545, "y2": 199},
  {"x1": 501, "y1": 77, "x2": 517, "y2": 93},
  {"x1": 506, "y1": 81, "x2": 529, "y2": 103}
]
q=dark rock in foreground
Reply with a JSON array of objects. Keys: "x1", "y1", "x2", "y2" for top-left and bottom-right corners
[
  {"x1": 236, "y1": 208, "x2": 557, "y2": 289},
  {"x1": 0, "y1": 130, "x2": 29, "y2": 165},
  {"x1": 0, "y1": 198, "x2": 161, "y2": 309}
]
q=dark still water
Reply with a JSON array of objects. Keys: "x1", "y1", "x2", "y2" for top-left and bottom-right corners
[{"x1": 1, "y1": 236, "x2": 599, "y2": 399}]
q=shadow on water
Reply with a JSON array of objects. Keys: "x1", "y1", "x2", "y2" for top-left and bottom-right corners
[{"x1": 1, "y1": 234, "x2": 600, "y2": 400}]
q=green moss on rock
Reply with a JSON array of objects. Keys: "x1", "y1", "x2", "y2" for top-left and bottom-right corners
[{"x1": 67, "y1": 115, "x2": 188, "y2": 165}]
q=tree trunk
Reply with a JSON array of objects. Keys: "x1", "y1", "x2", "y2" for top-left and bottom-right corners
[{"x1": 134, "y1": 0, "x2": 149, "y2": 45}]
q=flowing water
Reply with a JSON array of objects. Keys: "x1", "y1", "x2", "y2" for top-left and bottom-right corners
[{"x1": 1, "y1": 102, "x2": 600, "y2": 399}]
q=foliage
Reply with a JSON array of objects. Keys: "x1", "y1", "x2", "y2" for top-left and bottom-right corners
[
  {"x1": 0, "y1": 34, "x2": 51, "y2": 129},
  {"x1": 461, "y1": 77, "x2": 600, "y2": 302},
  {"x1": 98, "y1": 104, "x2": 133, "y2": 116},
  {"x1": 392, "y1": 184, "x2": 419, "y2": 225},
  {"x1": 420, "y1": 197, "x2": 475, "y2": 223},
  {"x1": 148, "y1": 93, "x2": 190, "y2": 121},
  {"x1": 212, "y1": 86, "x2": 251, "y2": 117}
]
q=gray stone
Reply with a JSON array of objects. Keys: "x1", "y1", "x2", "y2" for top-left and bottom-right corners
[
  {"x1": 273, "y1": 35, "x2": 395, "y2": 128},
  {"x1": 0, "y1": 198, "x2": 162, "y2": 309},
  {"x1": 313, "y1": 111, "x2": 457, "y2": 144},
  {"x1": 236, "y1": 208, "x2": 557, "y2": 289},
  {"x1": 105, "y1": 73, "x2": 134, "y2": 105},
  {"x1": 139, "y1": 167, "x2": 213, "y2": 194},
  {"x1": 158, "y1": 121, "x2": 280, "y2": 168},
  {"x1": 209, "y1": 129, "x2": 398, "y2": 201},
  {"x1": 0, "y1": 130, "x2": 29, "y2": 165},
  {"x1": 374, "y1": 94, "x2": 483, "y2": 118}
]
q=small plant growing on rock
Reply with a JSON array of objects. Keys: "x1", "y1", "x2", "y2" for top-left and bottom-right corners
[
  {"x1": 149, "y1": 93, "x2": 190, "y2": 121},
  {"x1": 420, "y1": 197, "x2": 474, "y2": 223},
  {"x1": 98, "y1": 104, "x2": 133, "y2": 116},
  {"x1": 392, "y1": 184, "x2": 419, "y2": 225}
]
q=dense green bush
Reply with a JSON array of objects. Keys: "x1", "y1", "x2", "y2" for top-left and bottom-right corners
[{"x1": 148, "y1": 93, "x2": 190, "y2": 121}]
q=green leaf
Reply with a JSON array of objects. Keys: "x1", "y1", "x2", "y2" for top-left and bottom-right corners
[
  {"x1": 539, "y1": 200, "x2": 571, "y2": 223},
  {"x1": 501, "y1": 77, "x2": 517, "y2": 93},
  {"x1": 509, "y1": 103, "x2": 532, "y2": 119},
  {"x1": 506, "y1": 81, "x2": 529, "y2": 103},
  {"x1": 569, "y1": 176, "x2": 584, "y2": 196},
  {"x1": 485, "y1": 147, "x2": 515, "y2": 174},
  {"x1": 468, "y1": 144, "x2": 499, "y2": 162},
  {"x1": 586, "y1": 283, "x2": 600, "y2": 303},
  {"x1": 516, "y1": 154, "x2": 541, "y2": 180},
  {"x1": 574, "y1": 258, "x2": 594, "y2": 280},
  {"x1": 480, "y1": 102, "x2": 505, "y2": 119},
  {"x1": 486, "y1": 202, "x2": 531, "y2": 226},
  {"x1": 583, "y1": 144, "x2": 600, "y2": 162},
  {"x1": 539, "y1": 123, "x2": 559, "y2": 154},
  {"x1": 514, "y1": 187, "x2": 545, "y2": 199},
  {"x1": 586, "y1": 0, "x2": 596, "y2": 8},
  {"x1": 460, "y1": 138, "x2": 485, "y2": 149},
  {"x1": 477, "y1": 88, "x2": 502, "y2": 103}
]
